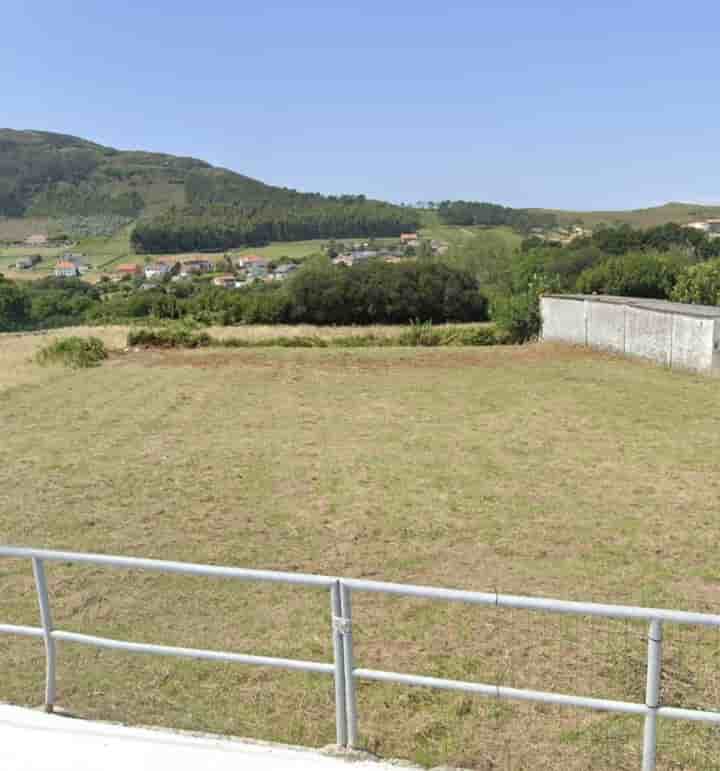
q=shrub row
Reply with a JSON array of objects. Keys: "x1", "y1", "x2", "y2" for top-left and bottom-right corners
[
  {"x1": 127, "y1": 323, "x2": 500, "y2": 350},
  {"x1": 127, "y1": 328, "x2": 212, "y2": 348}
]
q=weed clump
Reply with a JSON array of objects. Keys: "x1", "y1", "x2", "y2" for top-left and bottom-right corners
[{"x1": 35, "y1": 337, "x2": 108, "y2": 369}]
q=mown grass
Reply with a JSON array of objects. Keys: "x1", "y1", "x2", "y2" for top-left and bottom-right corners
[{"x1": 1, "y1": 334, "x2": 719, "y2": 769}]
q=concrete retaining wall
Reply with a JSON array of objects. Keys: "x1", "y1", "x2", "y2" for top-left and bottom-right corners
[{"x1": 540, "y1": 295, "x2": 720, "y2": 375}]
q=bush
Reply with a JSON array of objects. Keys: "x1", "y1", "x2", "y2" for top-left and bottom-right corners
[
  {"x1": 127, "y1": 328, "x2": 211, "y2": 348},
  {"x1": 35, "y1": 337, "x2": 108, "y2": 368},
  {"x1": 671, "y1": 259, "x2": 720, "y2": 306},
  {"x1": 494, "y1": 274, "x2": 561, "y2": 343},
  {"x1": 575, "y1": 251, "x2": 683, "y2": 299}
]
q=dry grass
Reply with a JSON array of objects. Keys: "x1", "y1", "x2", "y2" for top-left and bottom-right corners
[{"x1": 1, "y1": 337, "x2": 719, "y2": 769}]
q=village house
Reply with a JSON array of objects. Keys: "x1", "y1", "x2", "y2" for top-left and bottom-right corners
[
  {"x1": 400, "y1": 232, "x2": 419, "y2": 246},
  {"x1": 212, "y1": 274, "x2": 237, "y2": 288},
  {"x1": 15, "y1": 255, "x2": 42, "y2": 270},
  {"x1": 236, "y1": 254, "x2": 268, "y2": 270},
  {"x1": 144, "y1": 261, "x2": 177, "y2": 280},
  {"x1": 272, "y1": 263, "x2": 298, "y2": 280},
  {"x1": 115, "y1": 263, "x2": 142, "y2": 278},
  {"x1": 54, "y1": 261, "x2": 79, "y2": 278},
  {"x1": 58, "y1": 253, "x2": 92, "y2": 273},
  {"x1": 24, "y1": 234, "x2": 48, "y2": 246},
  {"x1": 688, "y1": 219, "x2": 720, "y2": 236},
  {"x1": 180, "y1": 258, "x2": 214, "y2": 276}
]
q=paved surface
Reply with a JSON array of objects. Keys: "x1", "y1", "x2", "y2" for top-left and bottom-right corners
[{"x1": 0, "y1": 705, "x2": 405, "y2": 771}]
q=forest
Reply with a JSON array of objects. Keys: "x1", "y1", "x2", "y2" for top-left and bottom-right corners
[
  {"x1": 130, "y1": 200, "x2": 421, "y2": 253},
  {"x1": 436, "y1": 200, "x2": 557, "y2": 230}
]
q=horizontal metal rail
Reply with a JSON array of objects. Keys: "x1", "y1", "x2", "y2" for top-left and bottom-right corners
[
  {"x1": 2, "y1": 545, "x2": 720, "y2": 770},
  {"x1": 4, "y1": 546, "x2": 720, "y2": 625},
  {"x1": 353, "y1": 668, "x2": 650, "y2": 716},
  {"x1": 0, "y1": 623, "x2": 44, "y2": 639},
  {"x1": 52, "y1": 630, "x2": 334, "y2": 674},
  {"x1": 0, "y1": 546, "x2": 335, "y2": 588},
  {"x1": 343, "y1": 577, "x2": 720, "y2": 627}
]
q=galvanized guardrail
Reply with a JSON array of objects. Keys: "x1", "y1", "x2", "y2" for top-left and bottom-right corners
[{"x1": 1, "y1": 545, "x2": 719, "y2": 770}]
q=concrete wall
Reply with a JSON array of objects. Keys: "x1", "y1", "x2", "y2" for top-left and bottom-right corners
[
  {"x1": 624, "y1": 306, "x2": 673, "y2": 366},
  {"x1": 540, "y1": 296, "x2": 720, "y2": 375},
  {"x1": 540, "y1": 297, "x2": 587, "y2": 344},
  {"x1": 586, "y1": 301, "x2": 625, "y2": 353},
  {"x1": 671, "y1": 316, "x2": 716, "y2": 372}
]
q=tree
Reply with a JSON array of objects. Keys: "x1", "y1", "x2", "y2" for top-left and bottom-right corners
[
  {"x1": 575, "y1": 251, "x2": 684, "y2": 299},
  {"x1": 0, "y1": 278, "x2": 29, "y2": 330},
  {"x1": 671, "y1": 259, "x2": 720, "y2": 305}
]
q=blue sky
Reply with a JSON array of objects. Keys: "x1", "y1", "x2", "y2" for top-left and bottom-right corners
[{"x1": 2, "y1": 1, "x2": 719, "y2": 210}]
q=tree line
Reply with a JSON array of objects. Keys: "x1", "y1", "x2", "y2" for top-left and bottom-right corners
[
  {"x1": 131, "y1": 201, "x2": 422, "y2": 253},
  {"x1": 436, "y1": 200, "x2": 557, "y2": 231},
  {"x1": 0, "y1": 260, "x2": 487, "y2": 332}
]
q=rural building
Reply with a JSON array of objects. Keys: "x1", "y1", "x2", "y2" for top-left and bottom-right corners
[
  {"x1": 54, "y1": 261, "x2": 79, "y2": 278},
  {"x1": 400, "y1": 232, "x2": 418, "y2": 244},
  {"x1": 212, "y1": 274, "x2": 237, "y2": 288},
  {"x1": 273, "y1": 263, "x2": 297, "y2": 280},
  {"x1": 236, "y1": 255, "x2": 267, "y2": 269},
  {"x1": 687, "y1": 219, "x2": 720, "y2": 235},
  {"x1": 144, "y1": 262, "x2": 178, "y2": 279},
  {"x1": 115, "y1": 263, "x2": 142, "y2": 277},
  {"x1": 541, "y1": 294, "x2": 720, "y2": 375},
  {"x1": 15, "y1": 255, "x2": 41, "y2": 270},
  {"x1": 180, "y1": 259, "x2": 214, "y2": 276},
  {"x1": 24, "y1": 234, "x2": 48, "y2": 246}
]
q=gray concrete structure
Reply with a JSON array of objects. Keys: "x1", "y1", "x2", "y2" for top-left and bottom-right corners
[{"x1": 540, "y1": 294, "x2": 720, "y2": 375}]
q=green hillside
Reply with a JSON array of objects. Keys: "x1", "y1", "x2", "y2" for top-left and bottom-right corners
[
  {"x1": 0, "y1": 129, "x2": 420, "y2": 250},
  {"x1": 535, "y1": 202, "x2": 720, "y2": 229},
  {"x1": 2, "y1": 128, "x2": 719, "y2": 253},
  {"x1": 0, "y1": 128, "x2": 298, "y2": 222}
]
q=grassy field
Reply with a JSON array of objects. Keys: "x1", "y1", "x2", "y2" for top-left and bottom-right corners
[
  {"x1": 419, "y1": 223, "x2": 522, "y2": 252},
  {"x1": 1, "y1": 331, "x2": 720, "y2": 769}
]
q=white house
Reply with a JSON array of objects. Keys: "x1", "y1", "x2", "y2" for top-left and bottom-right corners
[
  {"x1": 144, "y1": 262, "x2": 176, "y2": 280},
  {"x1": 54, "y1": 261, "x2": 79, "y2": 278}
]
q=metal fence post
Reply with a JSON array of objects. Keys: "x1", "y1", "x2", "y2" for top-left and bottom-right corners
[
  {"x1": 642, "y1": 619, "x2": 663, "y2": 771},
  {"x1": 339, "y1": 581, "x2": 358, "y2": 748},
  {"x1": 330, "y1": 581, "x2": 348, "y2": 747},
  {"x1": 31, "y1": 558, "x2": 56, "y2": 712}
]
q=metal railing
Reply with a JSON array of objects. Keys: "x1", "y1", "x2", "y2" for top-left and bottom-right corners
[{"x1": 1, "y1": 545, "x2": 720, "y2": 770}]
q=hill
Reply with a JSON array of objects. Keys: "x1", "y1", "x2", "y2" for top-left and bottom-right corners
[
  {"x1": 3, "y1": 129, "x2": 720, "y2": 253},
  {"x1": 535, "y1": 201, "x2": 720, "y2": 229},
  {"x1": 0, "y1": 128, "x2": 315, "y2": 221},
  {"x1": 0, "y1": 129, "x2": 420, "y2": 249}
]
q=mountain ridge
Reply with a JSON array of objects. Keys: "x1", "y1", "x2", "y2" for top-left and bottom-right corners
[{"x1": 2, "y1": 129, "x2": 720, "y2": 241}]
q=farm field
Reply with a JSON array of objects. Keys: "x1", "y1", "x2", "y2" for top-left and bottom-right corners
[
  {"x1": 1, "y1": 332, "x2": 719, "y2": 769},
  {"x1": 419, "y1": 223, "x2": 522, "y2": 251}
]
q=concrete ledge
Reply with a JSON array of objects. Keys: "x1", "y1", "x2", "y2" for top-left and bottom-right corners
[{"x1": 0, "y1": 704, "x2": 467, "y2": 771}]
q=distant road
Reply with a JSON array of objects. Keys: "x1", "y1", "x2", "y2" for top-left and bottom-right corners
[{"x1": 0, "y1": 705, "x2": 404, "y2": 771}]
